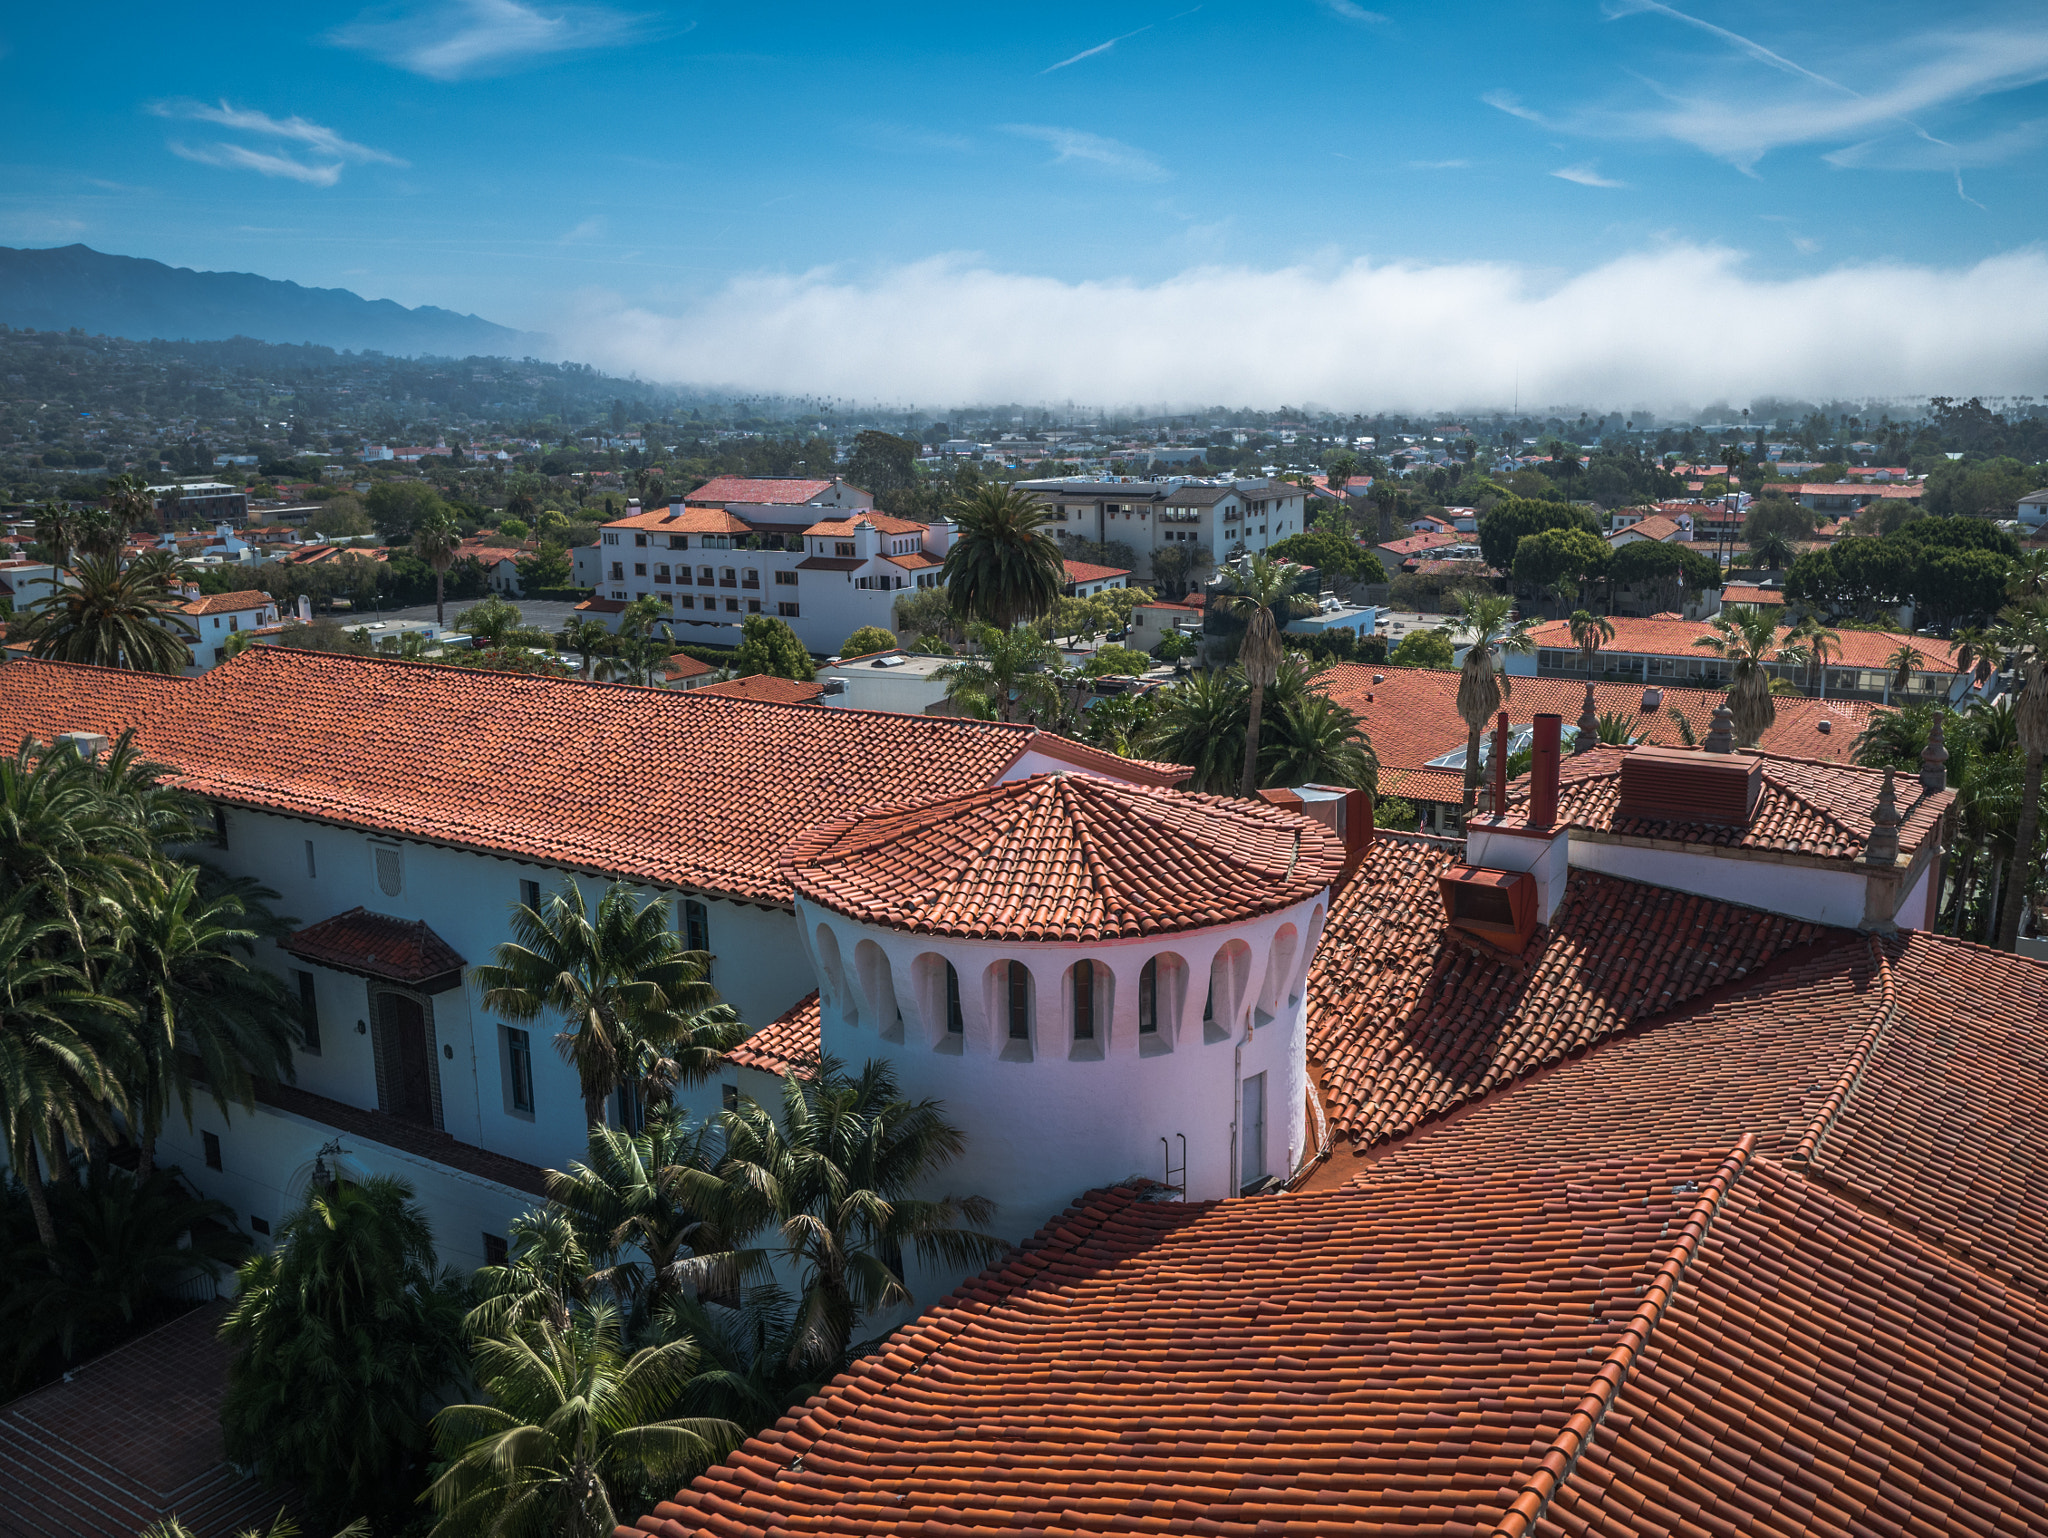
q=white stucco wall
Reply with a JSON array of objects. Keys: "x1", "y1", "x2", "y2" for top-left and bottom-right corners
[{"x1": 1567, "y1": 836, "x2": 1875, "y2": 929}]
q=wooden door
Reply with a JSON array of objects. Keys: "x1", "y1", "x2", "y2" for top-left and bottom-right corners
[{"x1": 379, "y1": 992, "x2": 435, "y2": 1127}]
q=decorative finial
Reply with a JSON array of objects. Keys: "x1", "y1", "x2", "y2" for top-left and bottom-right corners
[
  {"x1": 1704, "y1": 702, "x2": 1735, "y2": 755},
  {"x1": 1576, "y1": 681, "x2": 1599, "y2": 755},
  {"x1": 1865, "y1": 768, "x2": 1902, "y2": 867},
  {"x1": 1919, "y1": 714, "x2": 1949, "y2": 794}
]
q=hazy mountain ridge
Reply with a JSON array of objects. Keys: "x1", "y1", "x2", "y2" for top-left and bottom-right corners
[{"x1": 0, "y1": 244, "x2": 550, "y2": 359}]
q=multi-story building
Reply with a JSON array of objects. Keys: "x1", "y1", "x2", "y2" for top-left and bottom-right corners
[{"x1": 1015, "y1": 477, "x2": 1308, "y2": 582}]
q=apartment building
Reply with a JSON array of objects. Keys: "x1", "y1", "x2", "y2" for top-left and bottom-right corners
[{"x1": 1015, "y1": 477, "x2": 1308, "y2": 582}]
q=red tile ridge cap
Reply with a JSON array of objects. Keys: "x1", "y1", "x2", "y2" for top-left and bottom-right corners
[
  {"x1": 1487, "y1": 1134, "x2": 1758, "y2": 1538},
  {"x1": 1788, "y1": 935, "x2": 1898, "y2": 1165}
]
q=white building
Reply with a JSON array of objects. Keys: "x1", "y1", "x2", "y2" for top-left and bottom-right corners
[
  {"x1": 1016, "y1": 477, "x2": 1307, "y2": 583},
  {"x1": 0, "y1": 558, "x2": 58, "y2": 612},
  {"x1": 175, "y1": 587, "x2": 281, "y2": 672}
]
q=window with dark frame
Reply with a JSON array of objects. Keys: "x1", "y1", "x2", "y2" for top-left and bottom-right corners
[
  {"x1": 483, "y1": 1232, "x2": 509, "y2": 1267},
  {"x1": 684, "y1": 899, "x2": 710, "y2": 978},
  {"x1": 1138, "y1": 957, "x2": 1158, "y2": 1035},
  {"x1": 520, "y1": 878, "x2": 541, "y2": 911},
  {"x1": 1007, "y1": 961, "x2": 1030, "y2": 1040},
  {"x1": 296, "y1": 969, "x2": 321, "y2": 1054},
  {"x1": 203, "y1": 1131, "x2": 222, "y2": 1170},
  {"x1": 945, "y1": 961, "x2": 964, "y2": 1033},
  {"x1": 506, "y1": 1026, "x2": 534, "y2": 1113},
  {"x1": 304, "y1": 839, "x2": 316, "y2": 878},
  {"x1": 722, "y1": 1083, "x2": 739, "y2": 1111},
  {"x1": 1072, "y1": 959, "x2": 1095, "y2": 1040}
]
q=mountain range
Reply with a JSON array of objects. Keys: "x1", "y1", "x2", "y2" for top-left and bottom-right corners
[{"x1": 0, "y1": 244, "x2": 550, "y2": 358}]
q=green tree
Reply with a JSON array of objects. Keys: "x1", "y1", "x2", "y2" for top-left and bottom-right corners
[
  {"x1": 1081, "y1": 644, "x2": 1151, "y2": 678},
  {"x1": 411, "y1": 509, "x2": 463, "y2": 628},
  {"x1": 103, "y1": 472, "x2": 158, "y2": 539},
  {"x1": 1143, "y1": 670, "x2": 1248, "y2": 794},
  {"x1": 932, "y1": 623, "x2": 1061, "y2": 724},
  {"x1": 838, "y1": 625, "x2": 898, "y2": 659},
  {"x1": 1476, "y1": 496, "x2": 1602, "y2": 572},
  {"x1": 942, "y1": 484, "x2": 1065, "y2": 629},
  {"x1": 1451, "y1": 589, "x2": 1534, "y2": 808},
  {"x1": 1748, "y1": 529, "x2": 1797, "y2": 571},
  {"x1": 456, "y1": 595, "x2": 523, "y2": 649},
  {"x1": 305, "y1": 496, "x2": 373, "y2": 539},
  {"x1": 1991, "y1": 599, "x2": 2048, "y2": 951},
  {"x1": 844, "y1": 431, "x2": 920, "y2": 506},
  {"x1": 17, "y1": 552, "x2": 198, "y2": 673},
  {"x1": 1512, "y1": 527, "x2": 1609, "y2": 608},
  {"x1": 1389, "y1": 627, "x2": 1456, "y2": 668},
  {"x1": 220, "y1": 1176, "x2": 469, "y2": 1524},
  {"x1": 1610, "y1": 539, "x2": 1723, "y2": 614},
  {"x1": 1782, "y1": 614, "x2": 1843, "y2": 700},
  {"x1": 1742, "y1": 493, "x2": 1819, "y2": 550},
  {"x1": 1693, "y1": 605, "x2": 1783, "y2": 747},
  {"x1": 730, "y1": 615, "x2": 815, "y2": 682},
  {"x1": 557, "y1": 616, "x2": 612, "y2": 679},
  {"x1": 1268, "y1": 530, "x2": 1362, "y2": 585},
  {"x1": 517, "y1": 541, "x2": 573, "y2": 592},
  {"x1": 426, "y1": 1301, "x2": 740, "y2": 1538},
  {"x1": 1148, "y1": 542, "x2": 1211, "y2": 600},
  {"x1": 700, "y1": 1056, "x2": 1006, "y2": 1372},
  {"x1": 1261, "y1": 692, "x2": 1377, "y2": 791},
  {"x1": 1215, "y1": 555, "x2": 1317, "y2": 798},
  {"x1": 1567, "y1": 609, "x2": 1616, "y2": 677},
  {"x1": 365, "y1": 480, "x2": 449, "y2": 544},
  {"x1": 892, "y1": 586, "x2": 957, "y2": 647},
  {"x1": 471, "y1": 881, "x2": 740, "y2": 1129},
  {"x1": 1078, "y1": 691, "x2": 1159, "y2": 757}
]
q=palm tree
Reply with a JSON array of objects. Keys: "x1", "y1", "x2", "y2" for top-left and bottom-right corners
[
  {"x1": 1451, "y1": 588, "x2": 1534, "y2": 808},
  {"x1": 557, "y1": 616, "x2": 612, "y2": 679},
  {"x1": 1567, "y1": 609, "x2": 1615, "y2": 678},
  {"x1": 1143, "y1": 669, "x2": 1248, "y2": 794},
  {"x1": 652, "y1": 1285, "x2": 841, "y2": 1436},
  {"x1": 113, "y1": 866, "x2": 302, "y2": 1179},
  {"x1": 1783, "y1": 614, "x2": 1843, "y2": 699},
  {"x1": 1369, "y1": 479, "x2": 1402, "y2": 546},
  {"x1": 220, "y1": 1175, "x2": 469, "y2": 1524},
  {"x1": 940, "y1": 484, "x2": 1065, "y2": 629},
  {"x1": 1951, "y1": 624, "x2": 2000, "y2": 695},
  {"x1": 1748, "y1": 529, "x2": 1797, "y2": 571},
  {"x1": 103, "y1": 472, "x2": 158, "y2": 542},
  {"x1": 426, "y1": 1301, "x2": 740, "y2": 1538},
  {"x1": 1216, "y1": 555, "x2": 1317, "y2": 798},
  {"x1": 17, "y1": 551, "x2": 199, "y2": 673},
  {"x1": 142, "y1": 1514, "x2": 368, "y2": 1538},
  {"x1": 1991, "y1": 600, "x2": 2048, "y2": 951},
  {"x1": 1881, "y1": 641, "x2": 1923, "y2": 703},
  {"x1": 471, "y1": 881, "x2": 740, "y2": 1129},
  {"x1": 1261, "y1": 692, "x2": 1378, "y2": 790},
  {"x1": 696, "y1": 1055, "x2": 1006, "y2": 1372},
  {"x1": 412, "y1": 509, "x2": 462, "y2": 627},
  {"x1": 1693, "y1": 604, "x2": 1782, "y2": 747},
  {"x1": 931, "y1": 622, "x2": 1062, "y2": 724}
]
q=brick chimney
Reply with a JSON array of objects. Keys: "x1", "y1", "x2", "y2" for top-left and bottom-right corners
[{"x1": 1529, "y1": 714, "x2": 1562, "y2": 828}]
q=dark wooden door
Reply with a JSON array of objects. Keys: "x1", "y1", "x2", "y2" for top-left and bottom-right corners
[{"x1": 379, "y1": 992, "x2": 435, "y2": 1127}]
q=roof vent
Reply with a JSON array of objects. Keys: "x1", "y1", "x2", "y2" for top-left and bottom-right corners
[
  {"x1": 872, "y1": 655, "x2": 906, "y2": 668},
  {"x1": 820, "y1": 678, "x2": 846, "y2": 696},
  {"x1": 1438, "y1": 865, "x2": 1537, "y2": 953},
  {"x1": 1641, "y1": 686, "x2": 1663, "y2": 711},
  {"x1": 55, "y1": 730, "x2": 110, "y2": 758},
  {"x1": 1617, "y1": 745, "x2": 1762, "y2": 827}
]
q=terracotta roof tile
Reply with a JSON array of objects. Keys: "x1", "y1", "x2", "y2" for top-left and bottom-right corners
[
  {"x1": 280, "y1": 906, "x2": 465, "y2": 987},
  {"x1": 604, "y1": 507, "x2": 752, "y2": 535},
  {"x1": 882, "y1": 550, "x2": 943, "y2": 570},
  {"x1": 1721, "y1": 583, "x2": 1788, "y2": 605},
  {"x1": 1061, "y1": 559, "x2": 1130, "y2": 584},
  {"x1": 780, "y1": 773, "x2": 1344, "y2": 942},
  {"x1": 728, "y1": 991, "x2": 819, "y2": 1076},
  {"x1": 178, "y1": 590, "x2": 277, "y2": 617},
  {"x1": 1520, "y1": 615, "x2": 1959, "y2": 672},
  {"x1": 659, "y1": 652, "x2": 714, "y2": 681},
  {"x1": 684, "y1": 476, "x2": 839, "y2": 506},
  {"x1": 803, "y1": 513, "x2": 928, "y2": 537},
  {"x1": 695, "y1": 675, "x2": 825, "y2": 705},
  {"x1": 0, "y1": 654, "x2": 1171, "y2": 907}
]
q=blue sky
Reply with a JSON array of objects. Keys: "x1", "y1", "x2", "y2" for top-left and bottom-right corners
[{"x1": 7, "y1": 1, "x2": 2048, "y2": 406}]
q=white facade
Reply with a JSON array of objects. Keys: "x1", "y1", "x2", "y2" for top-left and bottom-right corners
[
  {"x1": 791, "y1": 885, "x2": 1327, "y2": 1246},
  {"x1": 1021, "y1": 478, "x2": 1306, "y2": 583}
]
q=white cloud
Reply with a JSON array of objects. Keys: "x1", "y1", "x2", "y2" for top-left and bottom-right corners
[
  {"x1": 1319, "y1": 0, "x2": 1389, "y2": 22},
  {"x1": 1551, "y1": 162, "x2": 1627, "y2": 187},
  {"x1": 1826, "y1": 117, "x2": 2048, "y2": 170},
  {"x1": 1481, "y1": 89, "x2": 1550, "y2": 125},
  {"x1": 1409, "y1": 158, "x2": 1472, "y2": 169},
  {"x1": 328, "y1": 0, "x2": 650, "y2": 81},
  {"x1": 555, "y1": 245, "x2": 2048, "y2": 410},
  {"x1": 1003, "y1": 125, "x2": 1168, "y2": 180},
  {"x1": 151, "y1": 100, "x2": 402, "y2": 185},
  {"x1": 169, "y1": 142, "x2": 344, "y2": 185},
  {"x1": 1042, "y1": 27, "x2": 1148, "y2": 74}
]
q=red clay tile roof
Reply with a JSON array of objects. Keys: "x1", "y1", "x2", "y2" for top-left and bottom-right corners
[
  {"x1": 803, "y1": 513, "x2": 928, "y2": 537},
  {"x1": 178, "y1": 590, "x2": 276, "y2": 617},
  {"x1": 1061, "y1": 559, "x2": 1130, "y2": 584},
  {"x1": 695, "y1": 674, "x2": 826, "y2": 705},
  {"x1": 659, "y1": 652, "x2": 714, "y2": 681},
  {"x1": 794, "y1": 556, "x2": 864, "y2": 572},
  {"x1": 1305, "y1": 832, "x2": 1830, "y2": 1148},
  {"x1": 1778, "y1": 481, "x2": 1924, "y2": 497},
  {"x1": 684, "y1": 476, "x2": 839, "y2": 507},
  {"x1": 281, "y1": 906, "x2": 465, "y2": 987},
  {"x1": 1721, "y1": 583, "x2": 1787, "y2": 604},
  {"x1": 780, "y1": 773, "x2": 1344, "y2": 942},
  {"x1": 1611, "y1": 512, "x2": 1687, "y2": 542},
  {"x1": 1376, "y1": 529, "x2": 1463, "y2": 555},
  {"x1": 883, "y1": 550, "x2": 943, "y2": 570},
  {"x1": 605, "y1": 506, "x2": 753, "y2": 535},
  {"x1": 727, "y1": 990, "x2": 820, "y2": 1077},
  {"x1": 1521, "y1": 615, "x2": 1960, "y2": 672},
  {"x1": 1491, "y1": 744, "x2": 1953, "y2": 862},
  {"x1": 0, "y1": 654, "x2": 1184, "y2": 906}
]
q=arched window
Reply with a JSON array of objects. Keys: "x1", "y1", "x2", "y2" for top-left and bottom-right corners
[
  {"x1": 1138, "y1": 958, "x2": 1158, "y2": 1035},
  {"x1": 945, "y1": 960, "x2": 963, "y2": 1034},
  {"x1": 1073, "y1": 959, "x2": 1096, "y2": 1041},
  {"x1": 1007, "y1": 961, "x2": 1031, "y2": 1039}
]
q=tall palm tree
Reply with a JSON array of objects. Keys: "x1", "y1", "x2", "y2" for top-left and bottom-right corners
[
  {"x1": 1369, "y1": 480, "x2": 1402, "y2": 546},
  {"x1": 103, "y1": 472, "x2": 158, "y2": 543},
  {"x1": 1951, "y1": 624, "x2": 2000, "y2": 695},
  {"x1": 220, "y1": 1175, "x2": 469, "y2": 1525},
  {"x1": 1216, "y1": 555, "x2": 1317, "y2": 798},
  {"x1": 1883, "y1": 641, "x2": 1923, "y2": 703},
  {"x1": 17, "y1": 552, "x2": 198, "y2": 673},
  {"x1": 1991, "y1": 599, "x2": 2047, "y2": 951},
  {"x1": 695, "y1": 1055, "x2": 1006, "y2": 1372},
  {"x1": 1451, "y1": 588, "x2": 1534, "y2": 808},
  {"x1": 1143, "y1": 668, "x2": 1248, "y2": 794},
  {"x1": 426, "y1": 1302, "x2": 740, "y2": 1538},
  {"x1": 931, "y1": 622, "x2": 1062, "y2": 724},
  {"x1": 940, "y1": 484, "x2": 1065, "y2": 630},
  {"x1": 112, "y1": 866, "x2": 302, "y2": 1179},
  {"x1": 1693, "y1": 604, "x2": 1782, "y2": 747},
  {"x1": 471, "y1": 881, "x2": 740, "y2": 1129},
  {"x1": 1567, "y1": 609, "x2": 1615, "y2": 678},
  {"x1": 1783, "y1": 614, "x2": 1843, "y2": 699},
  {"x1": 412, "y1": 509, "x2": 463, "y2": 627},
  {"x1": 557, "y1": 616, "x2": 612, "y2": 679}
]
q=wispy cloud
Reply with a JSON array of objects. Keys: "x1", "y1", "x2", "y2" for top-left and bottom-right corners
[
  {"x1": 1826, "y1": 117, "x2": 2048, "y2": 170},
  {"x1": 856, "y1": 123, "x2": 975, "y2": 155},
  {"x1": 1481, "y1": 89, "x2": 1550, "y2": 126},
  {"x1": 328, "y1": 0, "x2": 653, "y2": 81},
  {"x1": 559, "y1": 216, "x2": 606, "y2": 243},
  {"x1": 1042, "y1": 27, "x2": 1150, "y2": 74},
  {"x1": 1409, "y1": 158, "x2": 1471, "y2": 169},
  {"x1": 151, "y1": 99, "x2": 402, "y2": 184},
  {"x1": 560, "y1": 246, "x2": 2048, "y2": 410},
  {"x1": 1318, "y1": 0, "x2": 1389, "y2": 23},
  {"x1": 1551, "y1": 162, "x2": 1627, "y2": 187},
  {"x1": 1759, "y1": 215, "x2": 1820, "y2": 255},
  {"x1": 1004, "y1": 125, "x2": 1168, "y2": 180}
]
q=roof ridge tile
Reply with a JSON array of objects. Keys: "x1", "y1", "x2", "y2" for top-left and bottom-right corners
[{"x1": 1788, "y1": 937, "x2": 1898, "y2": 1165}]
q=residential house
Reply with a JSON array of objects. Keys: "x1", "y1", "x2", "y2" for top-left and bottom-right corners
[
  {"x1": 1061, "y1": 559, "x2": 1130, "y2": 599},
  {"x1": 1606, "y1": 511, "x2": 1693, "y2": 548},
  {"x1": 175, "y1": 588, "x2": 281, "y2": 673},
  {"x1": 1374, "y1": 529, "x2": 1468, "y2": 570},
  {"x1": 0, "y1": 558, "x2": 58, "y2": 614},
  {"x1": 1778, "y1": 482, "x2": 1925, "y2": 514},
  {"x1": 2017, "y1": 488, "x2": 2048, "y2": 532}
]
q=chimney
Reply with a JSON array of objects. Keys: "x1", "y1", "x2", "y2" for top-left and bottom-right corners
[
  {"x1": 1490, "y1": 710, "x2": 1509, "y2": 816},
  {"x1": 1529, "y1": 713, "x2": 1561, "y2": 828},
  {"x1": 669, "y1": 499, "x2": 685, "y2": 520},
  {"x1": 624, "y1": 499, "x2": 641, "y2": 517},
  {"x1": 1618, "y1": 745, "x2": 1762, "y2": 826}
]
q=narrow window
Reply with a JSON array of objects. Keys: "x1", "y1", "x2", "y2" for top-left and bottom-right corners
[
  {"x1": 519, "y1": 878, "x2": 541, "y2": 911},
  {"x1": 482, "y1": 1233, "x2": 509, "y2": 1267},
  {"x1": 722, "y1": 1082, "x2": 740, "y2": 1111},
  {"x1": 212, "y1": 805, "x2": 229, "y2": 849},
  {"x1": 1139, "y1": 958, "x2": 1158, "y2": 1035},
  {"x1": 1072, "y1": 959, "x2": 1095, "y2": 1041},
  {"x1": 945, "y1": 961, "x2": 964, "y2": 1033},
  {"x1": 1203, "y1": 979, "x2": 1215, "y2": 1025},
  {"x1": 296, "y1": 969, "x2": 321, "y2": 1054},
  {"x1": 506, "y1": 1026, "x2": 534, "y2": 1113},
  {"x1": 1007, "y1": 961, "x2": 1030, "y2": 1040},
  {"x1": 251, "y1": 1215, "x2": 270, "y2": 1236},
  {"x1": 304, "y1": 839, "x2": 317, "y2": 878},
  {"x1": 203, "y1": 1131, "x2": 222, "y2": 1170},
  {"x1": 684, "y1": 899, "x2": 710, "y2": 975}
]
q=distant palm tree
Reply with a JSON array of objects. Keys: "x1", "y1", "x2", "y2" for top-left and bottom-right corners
[
  {"x1": 1216, "y1": 555, "x2": 1317, "y2": 797},
  {"x1": 1783, "y1": 614, "x2": 1843, "y2": 699},
  {"x1": 1951, "y1": 624, "x2": 2000, "y2": 693},
  {"x1": 1748, "y1": 529, "x2": 1796, "y2": 571},
  {"x1": 1884, "y1": 642, "x2": 1923, "y2": 702},
  {"x1": 1694, "y1": 604, "x2": 1783, "y2": 746},
  {"x1": 472, "y1": 881, "x2": 740, "y2": 1129},
  {"x1": 411, "y1": 509, "x2": 462, "y2": 627},
  {"x1": 932, "y1": 622, "x2": 1062, "y2": 724},
  {"x1": 1143, "y1": 668, "x2": 1248, "y2": 794},
  {"x1": 558, "y1": 616, "x2": 612, "y2": 679},
  {"x1": 1369, "y1": 480, "x2": 1401, "y2": 546},
  {"x1": 103, "y1": 472, "x2": 157, "y2": 542},
  {"x1": 1990, "y1": 600, "x2": 2047, "y2": 950},
  {"x1": 426, "y1": 1301, "x2": 740, "y2": 1538},
  {"x1": 1567, "y1": 609, "x2": 1615, "y2": 678},
  {"x1": 1452, "y1": 589, "x2": 1534, "y2": 808},
  {"x1": 17, "y1": 551, "x2": 198, "y2": 673},
  {"x1": 143, "y1": 1513, "x2": 368, "y2": 1538},
  {"x1": 940, "y1": 484, "x2": 1065, "y2": 629}
]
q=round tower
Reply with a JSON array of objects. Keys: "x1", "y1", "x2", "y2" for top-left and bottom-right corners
[{"x1": 777, "y1": 773, "x2": 1345, "y2": 1242}]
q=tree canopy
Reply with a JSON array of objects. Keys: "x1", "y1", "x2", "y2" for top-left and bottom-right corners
[
  {"x1": 1476, "y1": 496, "x2": 1603, "y2": 572},
  {"x1": 730, "y1": 615, "x2": 815, "y2": 681}
]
